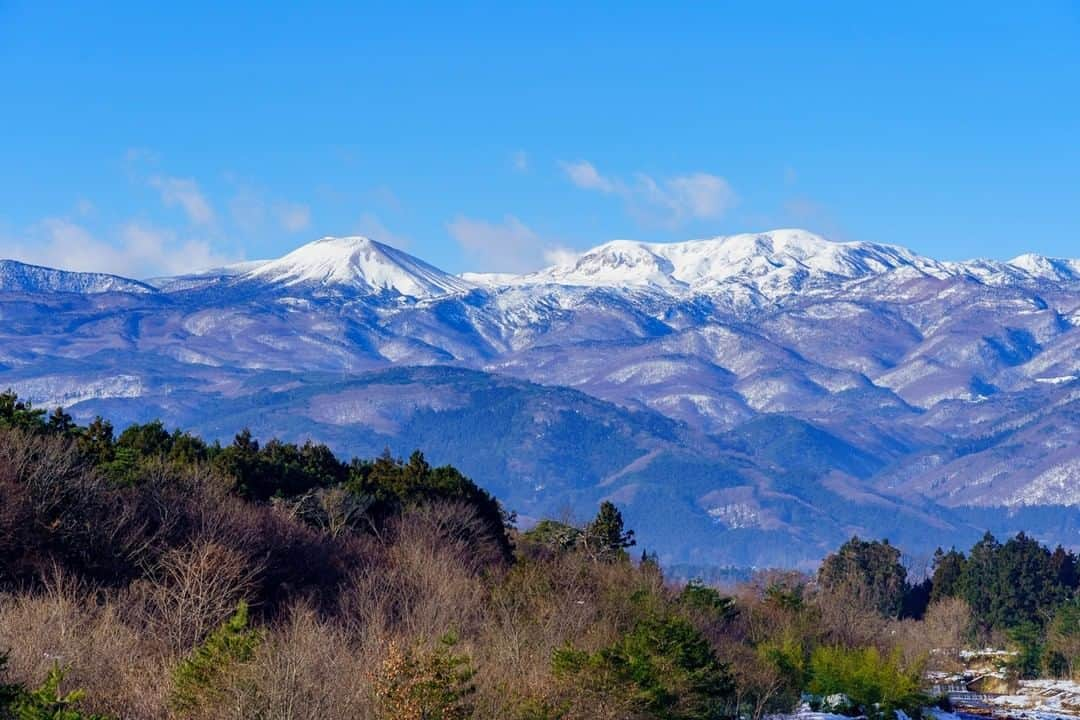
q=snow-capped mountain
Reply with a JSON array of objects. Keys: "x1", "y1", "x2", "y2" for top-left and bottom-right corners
[
  {"x1": 519, "y1": 230, "x2": 948, "y2": 297},
  {"x1": 1, "y1": 229, "x2": 1078, "y2": 567},
  {"x1": 243, "y1": 236, "x2": 474, "y2": 297}
]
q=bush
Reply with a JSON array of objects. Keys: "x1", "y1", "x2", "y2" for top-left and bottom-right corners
[
  {"x1": 552, "y1": 613, "x2": 736, "y2": 720},
  {"x1": 169, "y1": 601, "x2": 262, "y2": 716},
  {"x1": 808, "y1": 645, "x2": 925, "y2": 720},
  {"x1": 7, "y1": 663, "x2": 110, "y2": 720},
  {"x1": 370, "y1": 634, "x2": 476, "y2": 720}
]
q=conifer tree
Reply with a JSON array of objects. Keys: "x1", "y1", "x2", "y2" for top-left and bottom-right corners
[
  {"x1": 583, "y1": 501, "x2": 635, "y2": 561},
  {"x1": 170, "y1": 601, "x2": 262, "y2": 715}
]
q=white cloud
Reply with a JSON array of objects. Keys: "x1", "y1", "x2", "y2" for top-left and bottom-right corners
[
  {"x1": 562, "y1": 160, "x2": 616, "y2": 192},
  {"x1": 542, "y1": 246, "x2": 580, "y2": 267},
  {"x1": 561, "y1": 160, "x2": 737, "y2": 228},
  {"x1": 276, "y1": 203, "x2": 311, "y2": 233},
  {"x1": 448, "y1": 214, "x2": 570, "y2": 272},
  {"x1": 149, "y1": 175, "x2": 215, "y2": 225},
  {"x1": 119, "y1": 223, "x2": 235, "y2": 276},
  {"x1": 3, "y1": 219, "x2": 237, "y2": 278},
  {"x1": 355, "y1": 212, "x2": 411, "y2": 249}
]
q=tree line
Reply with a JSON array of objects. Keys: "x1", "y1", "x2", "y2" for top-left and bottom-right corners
[{"x1": 0, "y1": 390, "x2": 1077, "y2": 719}]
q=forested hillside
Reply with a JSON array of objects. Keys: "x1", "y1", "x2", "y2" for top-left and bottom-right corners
[{"x1": 2, "y1": 392, "x2": 1080, "y2": 720}]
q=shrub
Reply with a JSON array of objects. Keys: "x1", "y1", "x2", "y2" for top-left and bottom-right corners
[
  {"x1": 8, "y1": 663, "x2": 110, "y2": 720},
  {"x1": 370, "y1": 634, "x2": 476, "y2": 720},
  {"x1": 808, "y1": 645, "x2": 925, "y2": 719},
  {"x1": 169, "y1": 601, "x2": 262, "y2": 716},
  {"x1": 552, "y1": 613, "x2": 736, "y2": 720}
]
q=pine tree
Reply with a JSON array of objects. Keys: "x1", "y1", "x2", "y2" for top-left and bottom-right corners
[
  {"x1": 929, "y1": 547, "x2": 966, "y2": 603},
  {"x1": 818, "y1": 536, "x2": 908, "y2": 618},
  {"x1": 170, "y1": 601, "x2": 262, "y2": 715},
  {"x1": 46, "y1": 407, "x2": 75, "y2": 436},
  {"x1": 9, "y1": 663, "x2": 109, "y2": 720},
  {"x1": 583, "y1": 501, "x2": 635, "y2": 561}
]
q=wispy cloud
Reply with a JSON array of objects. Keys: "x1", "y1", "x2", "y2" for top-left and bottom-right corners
[
  {"x1": 561, "y1": 160, "x2": 737, "y2": 228},
  {"x1": 3, "y1": 219, "x2": 237, "y2": 278},
  {"x1": 562, "y1": 160, "x2": 615, "y2": 192},
  {"x1": 447, "y1": 214, "x2": 572, "y2": 272},
  {"x1": 149, "y1": 175, "x2": 216, "y2": 225},
  {"x1": 276, "y1": 203, "x2": 311, "y2": 233}
]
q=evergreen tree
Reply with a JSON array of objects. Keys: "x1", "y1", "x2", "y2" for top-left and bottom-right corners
[
  {"x1": 583, "y1": 501, "x2": 635, "y2": 561},
  {"x1": 0, "y1": 391, "x2": 46, "y2": 432},
  {"x1": 553, "y1": 613, "x2": 735, "y2": 719},
  {"x1": 929, "y1": 547, "x2": 966, "y2": 603},
  {"x1": 9, "y1": 663, "x2": 109, "y2": 720},
  {"x1": 960, "y1": 532, "x2": 1001, "y2": 628},
  {"x1": 170, "y1": 601, "x2": 262, "y2": 715},
  {"x1": 1051, "y1": 546, "x2": 1080, "y2": 592},
  {"x1": 46, "y1": 407, "x2": 75, "y2": 436},
  {"x1": 76, "y1": 417, "x2": 115, "y2": 466},
  {"x1": 818, "y1": 537, "x2": 908, "y2": 618}
]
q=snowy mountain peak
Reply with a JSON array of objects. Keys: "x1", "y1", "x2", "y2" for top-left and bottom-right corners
[
  {"x1": 244, "y1": 236, "x2": 473, "y2": 298},
  {"x1": 1006, "y1": 253, "x2": 1080, "y2": 281},
  {"x1": 523, "y1": 229, "x2": 945, "y2": 297}
]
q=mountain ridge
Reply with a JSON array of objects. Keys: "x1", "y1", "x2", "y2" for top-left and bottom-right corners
[{"x1": 1, "y1": 229, "x2": 1077, "y2": 566}]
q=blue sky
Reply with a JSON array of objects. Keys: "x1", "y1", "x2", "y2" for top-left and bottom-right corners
[{"x1": 2, "y1": 1, "x2": 1078, "y2": 276}]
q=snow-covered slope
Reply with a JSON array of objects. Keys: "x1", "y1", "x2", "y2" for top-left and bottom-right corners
[
  {"x1": 243, "y1": 236, "x2": 474, "y2": 297},
  {"x1": 518, "y1": 230, "x2": 950, "y2": 298},
  {"x1": 0, "y1": 259, "x2": 156, "y2": 294},
  {"x1": 1, "y1": 229, "x2": 1079, "y2": 567},
  {"x1": 146, "y1": 259, "x2": 270, "y2": 291}
]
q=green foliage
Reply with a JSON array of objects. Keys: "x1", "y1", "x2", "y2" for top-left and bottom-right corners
[
  {"x1": 929, "y1": 548, "x2": 965, "y2": 603},
  {"x1": 170, "y1": 601, "x2": 262, "y2": 715},
  {"x1": 212, "y1": 429, "x2": 346, "y2": 500},
  {"x1": 818, "y1": 537, "x2": 907, "y2": 618},
  {"x1": 1008, "y1": 621, "x2": 1045, "y2": 679},
  {"x1": 954, "y1": 532, "x2": 1078, "y2": 632},
  {"x1": 0, "y1": 391, "x2": 46, "y2": 433},
  {"x1": 1044, "y1": 599, "x2": 1080, "y2": 678},
  {"x1": 678, "y1": 581, "x2": 736, "y2": 622},
  {"x1": 808, "y1": 645, "x2": 925, "y2": 720},
  {"x1": 349, "y1": 449, "x2": 513, "y2": 559},
  {"x1": 7, "y1": 664, "x2": 109, "y2": 720},
  {"x1": 553, "y1": 613, "x2": 735, "y2": 719},
  {"x1": 759, "y1": 635, "x2": 810, "y2": 691},
  {"x1": 582, "y1": 501, "x2": 635, "y2": 562},
  {"x1": 521, "y1": 520, "x2": 582, "y2": 553},
  {"x1": 76, "y1": 418, "x2": 114, "y2": 466}
]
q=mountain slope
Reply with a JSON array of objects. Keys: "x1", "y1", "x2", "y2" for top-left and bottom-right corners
[
  {"x1": 0, "y1": 259, "x2": 156, "y2": 294},
  {"x1": 0, "y1": 230, "x2": 1077, "y2": 566},
  {"x1": 243, "y1": 236, "x2": 474, "y2": 297}
]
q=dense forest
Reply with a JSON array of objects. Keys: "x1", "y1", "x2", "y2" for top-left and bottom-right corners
[{"x1": 1, "y1": 391, "x2": 1080, "y2": 720}]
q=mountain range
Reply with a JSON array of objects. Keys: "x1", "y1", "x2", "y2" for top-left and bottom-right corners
[{"x1": 2, "y1": 229, "x2": 1078, "y2": 569}]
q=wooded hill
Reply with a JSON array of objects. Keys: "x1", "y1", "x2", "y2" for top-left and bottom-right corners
[{"x1": 1, "y1": 392, "x2": 1079, "y2": 720}]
